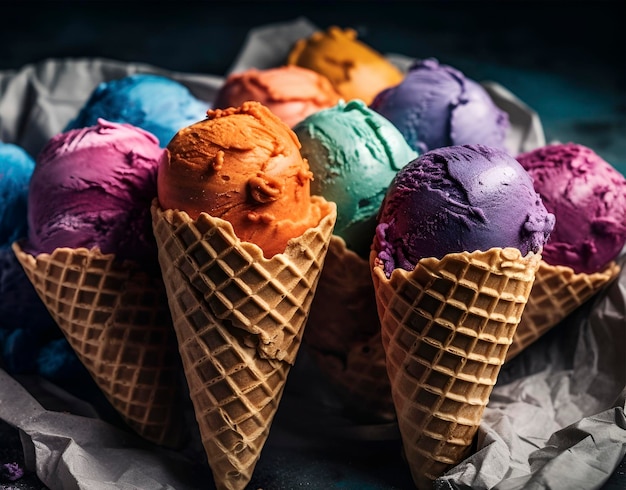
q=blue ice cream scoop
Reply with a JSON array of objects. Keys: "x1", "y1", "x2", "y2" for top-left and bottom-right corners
[
  {"x1": 0, "y1": 142, "x2": 82, "y2": 384},
  {"x1": 0, "y1": 142, "x2": 33, "y2": 247},
  {"x1": 0, "y1": 141, "x2": 50, "y2": 332},
  {"x1": 65, "y1": 74, "x2": 210, "y2": 146}
]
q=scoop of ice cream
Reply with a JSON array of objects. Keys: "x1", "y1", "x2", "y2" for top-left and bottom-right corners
[
  {"x1": 213, "y1": 66, "x2": 341, "y2": 128},
  {"x1": 375, "y1": 144, "x2": 555, "y2": 277},
  {"x1": 287, "y1": 26, "x2": 404, "y2": 105},
  {"x1": 65, "y1": 74, "x2": 209, "y2": 147},
  {"x1": 517, "y1": 143, "x2": 626, "y2": 274},
  {"x1": 0, "y1": 142, "x2": 35, "y2": 246},
  {"x1": 0, "y1": 141, "x2": 62, "y2": 375},
  {"x1": 26, "y1": 119, "x2": 164, "y2": 265},
  {"x1": 293, "y1": 100, "x2": 418, "y2": 257},
  {"x1": 370, "y1": 58, "x2": 510, "y2": 154},
  {"x1": 158, "y1": 101, "x2": 331, "y2": 258}
]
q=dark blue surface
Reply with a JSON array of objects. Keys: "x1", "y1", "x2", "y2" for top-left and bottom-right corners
[{"x1": 1, "y1": 2, "x2": 625, "y2": 489}]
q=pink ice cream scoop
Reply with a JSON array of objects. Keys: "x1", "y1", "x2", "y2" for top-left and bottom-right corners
[
  {"x1": 517, "y1": 142, "x2": 626, "y2": 274},
  {"x1": 212, "y1": 66, "x2": 341, "y2": 128},
  {"x1": 26, "y1": 119, "x2": 164, "y2": 265}
]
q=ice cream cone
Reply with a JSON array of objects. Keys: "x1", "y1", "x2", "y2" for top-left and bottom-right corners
[
  {"x1": 370, "y1": 247, "x2": 541, "y2": 489},
  {"x1": 506, "y1": 259, "x2": 621, "y2": 361},
  {"x1": 304, "y1": 235, "x2": 394, "y2": 421},
  {"x1": 151, "y1": 198, "x2": 335, "y2": 490},
  {"x1": 11, "y1": 242, "x2": 185, "y2": 448}
]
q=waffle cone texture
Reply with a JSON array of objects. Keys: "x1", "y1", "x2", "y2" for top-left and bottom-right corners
[
  {"x1": 506, "y1": 259, "x2": 621, "y2": 361},
  {"x1": 11, "y1": 242, "x2": 185, "y2": 448},
  {"x1": 370, "y1": 247, "x2": 541, "y2": 489},
  {"x1": 305, "y1": 235, "x2": 394, "y2": 420},
  {"x1": 151, "y1": 198, "x2": 335, "y2": 490}
]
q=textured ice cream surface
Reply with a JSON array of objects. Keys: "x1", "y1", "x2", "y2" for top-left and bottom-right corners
[
  {"x1": 26, "y1": 119, "x2": 164, "y2": 266},
  {"x1": 158, "y1": 101, "x2": 332, "y2": 258},
  {"x1": 213, "y1": 66, "x2": 341, "y2": 128},
  {"x1": 287, "y1": 26, "x2": 404, "y2": 105},
  {"x1": 0, "y1": 141, "x2": 35, "y2": 247},
  {"x1": 370, "y1": 58, "x2": 510, "y2": 154},
  {"x1": 375, "y1": 144, "x2": 555, "y2": 277},
  {"x1": 65, "y1": 74, "x2": 209, "y2": 147},
  {"x1": 517, "y1": 142, "x2": 626, "y2": 274},
  {"x1": 293, "y1": 99, "x2": 418, "y2": 257}
]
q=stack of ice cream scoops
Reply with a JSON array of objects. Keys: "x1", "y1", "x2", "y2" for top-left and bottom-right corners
[{"x1": 2, "y1": 23, "x2": 626, "y2": 490}]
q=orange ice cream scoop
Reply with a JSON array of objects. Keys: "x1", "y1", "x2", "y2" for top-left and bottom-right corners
[
  {"x1": 157, "y1": 101, "x2": 330, "y2": 257},
  {"x1": 287, "y1": 26, "x2": 404, "y2": 105},
  {"x1": 213, "y1": 66, "x2": 341, "y2": 128}
]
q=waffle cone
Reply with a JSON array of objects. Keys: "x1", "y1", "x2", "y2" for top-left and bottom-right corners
[
  {"x1": 151, "y1": 198, "x2": 335, "y2": 490},
  {"x1": 370, "y1": 247, "x2": 540, "y2": 489},
  {"x1": 506, "y1": 259, "x2": 621, "y2": 361},
  {"x1": 11, "y1": 242, "x2": 185, "y2": 448},
  {"x1": 305, "y1": 235, "x2": 394, "y2": 420}
]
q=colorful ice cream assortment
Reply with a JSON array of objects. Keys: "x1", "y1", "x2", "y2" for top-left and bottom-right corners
[
  {"x1": 0, "y1": 142, "x2": 33, "y2": 247},
  {"x1": 370, "y1": 144, "x2": 554, "y2": 488},
  {"x1": 13, "y1": 119, "x2": 185, "y2": 448},
  {"x1": 65, "y1": 74, "x2": 209, "y2": 147},
  {"x1": 213, "y1": 65, "x2": 341, "y2": 128},
  {"x1": 158, "y1": 101, "x2": 332, "y2": 258},
  {"x1": 2, "y1": 19, "x2": 624, "y2": 490},
  {"x1": 294, "y1": 99, "x2": 418, "y2": 257},
  {"x1": 287, "y1": 26, "x2": 404, "y2": 105},
  {"x1": 517, "y1": 142, "x2": 626, "y2": 274},
  {"x1": 152, "y1": 100, "x2": 336, "y2": 490},
  {"x1": 370, "y1": 58, "x2": 510, "y2": 154}
]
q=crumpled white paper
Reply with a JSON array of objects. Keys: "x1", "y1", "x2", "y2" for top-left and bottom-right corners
[{"x1": 0, "y1": 17, "x2": 624, "y2": 490}]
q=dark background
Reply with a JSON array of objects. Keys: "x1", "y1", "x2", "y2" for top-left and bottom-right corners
[
  {"x1": 2, "y1": 0, "x2": 625, "y2": 173},
  {"x1": 1, "y1": 1, "x2": 624, "y2": 82}
]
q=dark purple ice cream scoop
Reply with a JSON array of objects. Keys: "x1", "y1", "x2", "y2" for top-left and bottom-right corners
[{"x1": 374, "y1": 144, "x2": 555, "y2": 277}]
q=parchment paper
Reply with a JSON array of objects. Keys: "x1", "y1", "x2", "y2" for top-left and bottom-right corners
[{"x1": 0, "y1": 17, "x2": 624, "y2": 490}]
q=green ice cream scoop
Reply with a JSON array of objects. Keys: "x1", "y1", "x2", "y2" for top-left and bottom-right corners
[{"x1": 294, "y1": 99, "x2": 418, "y2": 257}]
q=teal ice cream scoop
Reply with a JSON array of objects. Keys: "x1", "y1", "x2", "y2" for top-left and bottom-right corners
[{"x1": 294, "y1": 100, "x2": 418, "y2": 257}]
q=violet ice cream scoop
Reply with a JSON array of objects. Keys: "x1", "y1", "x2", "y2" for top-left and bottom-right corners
[
  {"x1": 370, "y1": 58, "x2": 510, "y2": 154},
  {"x1": 26, "y1": 119, "x2": 165, "y2": 267},
  {"x1": 375, "y1": 144, "x2": 555, "y2": 277},
  {"x1": 517, "y1": 142, "x2": 626, "y2": 274}
]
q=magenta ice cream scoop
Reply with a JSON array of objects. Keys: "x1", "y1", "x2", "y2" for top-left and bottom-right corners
[
  {"x1": 374, "y1": 144, "x2": 555, "y2": 277},
  {"x1": 26, "y1": 119, "x2": 164, "y2": 266},
  {"x1": 517, "y1": 143, "x2": 626, "y2": 274},
  {"x1": 370, "y1": 58, "x2": 509, "y2": 154}
]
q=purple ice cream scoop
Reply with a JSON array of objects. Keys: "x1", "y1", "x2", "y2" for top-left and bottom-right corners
[
  {"x1": 26, "y1": 119, "x2": 164, "y2": 266},
  {"x1": 374, "y1": 144, "x2": 555, "y2": 277},
  {"x1": 370, "y1": 58, "x2": 510, "y2": 154}
]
